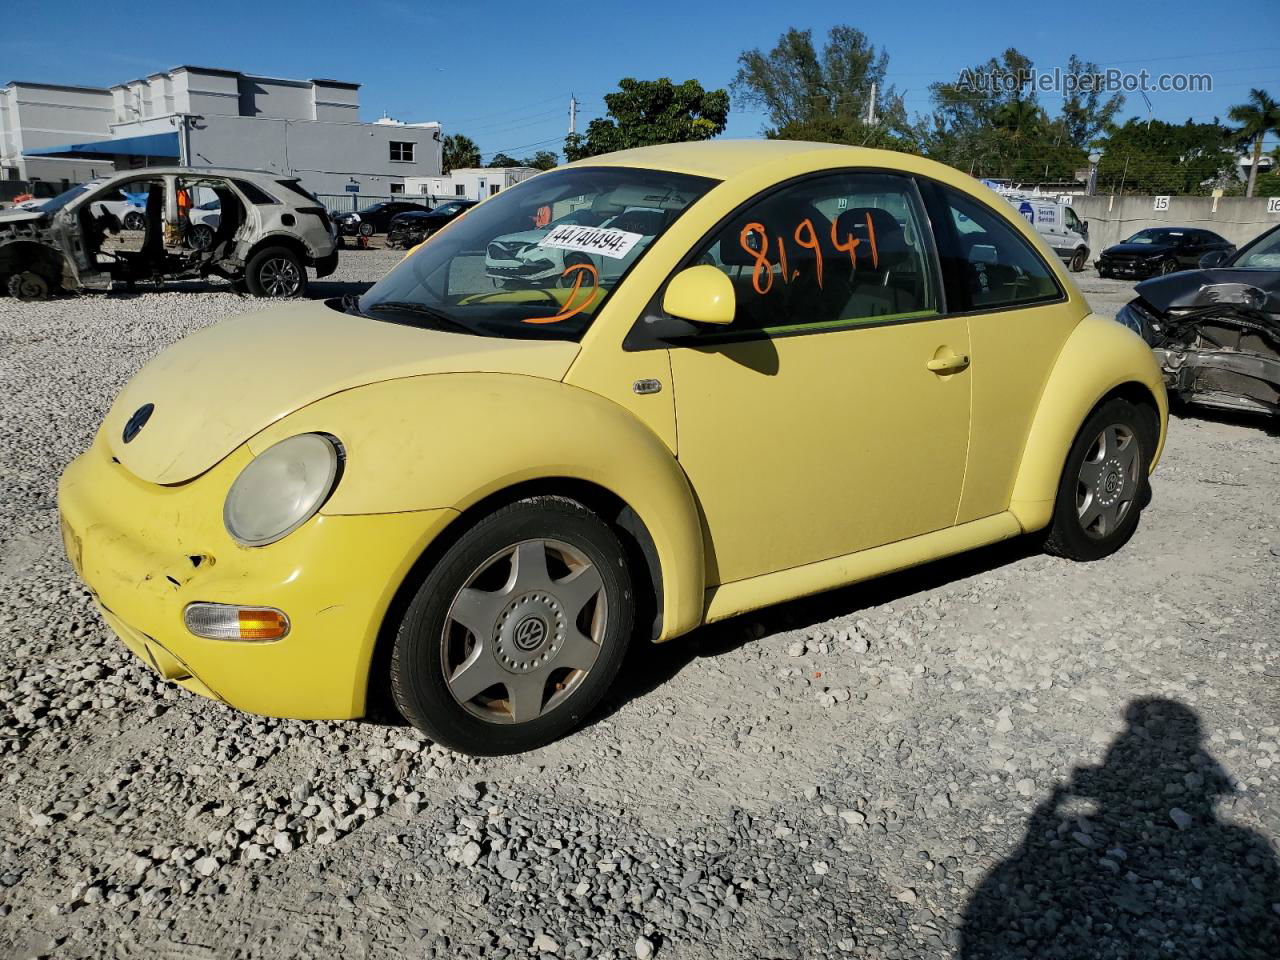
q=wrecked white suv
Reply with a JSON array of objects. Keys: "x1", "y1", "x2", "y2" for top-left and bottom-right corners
[{"x1": 0, "y1": 167, "x2": 338, "y2": 300}]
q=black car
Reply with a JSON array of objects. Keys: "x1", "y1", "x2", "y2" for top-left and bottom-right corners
[
  {"x1": 1115, "y1": 223, "x2": 1280, "y2": 418},
  {"x1": 1096, "y1": 227, "x2": 1234, "y2": 280},
  {"x1": 334, "y1": 200, "x2": 431, "y2": 237},
  {"x1": 386, "y1": 199, "x2": 478, "y2": 249}
]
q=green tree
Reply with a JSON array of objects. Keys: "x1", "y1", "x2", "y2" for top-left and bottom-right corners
[
  {"x1": 1227, "y1": 88, "x2": 1280, "y2": 197},
  {"x1": 731, "y1": 25, "x2": 914, "y2": 150},
  {"x1": 486, "y1": 152, "x2": 521, "y2": 168},
  {"x1": 442, "y1": 133, "x2": 480, "y2": 173},
  {"x1": 522, "y1": 150, "x2": 559, "y2": 170},
  {"x1": 563, "y1": 77, "x2": 729, "y2": 161},
  {"x1": 1095, "y1": 118, "x2": 1237, "y2": 195},
  {"x1": 924, "y1": 49, "x2": 1088, "y2": 183},
  {"x1": 1059, "y1": 54, "x2": 1124, "y2": 149}
]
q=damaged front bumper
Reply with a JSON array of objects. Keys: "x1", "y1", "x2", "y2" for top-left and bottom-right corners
[
  {"x1": 1154, "y1": 345, "x2": 1280, "y2": 415},
  {"x1": 57, "y1": 433, "x2": 454, "y2": 720}
]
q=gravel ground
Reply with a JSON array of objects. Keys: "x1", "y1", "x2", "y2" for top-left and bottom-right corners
[{"x1": 1, "y1": 256, "x2": 1278, "y2": 959}]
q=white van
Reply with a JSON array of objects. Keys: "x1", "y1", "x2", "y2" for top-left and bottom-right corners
[{"x1": 1003, "y1": 195, "x2": 1090, "y2": 272}]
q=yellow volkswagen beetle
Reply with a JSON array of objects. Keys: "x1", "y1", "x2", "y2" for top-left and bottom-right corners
[{"x1": 58, "y1": 141, "x2": 1167, "y2": 755}]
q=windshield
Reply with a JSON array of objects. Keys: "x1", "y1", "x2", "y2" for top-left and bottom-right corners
[
  {"x1": 38, "y1": 183, "x2": 91, "y2": 214},
  {"x1": 359, "y1": 203, "x2": 388, "y2": 215},
  {"x1": 1231, "y1": 227, "x2": 1280, "y2": 269},
  {"x1": 357, "y1": 166, "x2": 716, "y2": 340},
  {"x1": 1124, "y1": 229, "x2": 1180, "y2": 244}
]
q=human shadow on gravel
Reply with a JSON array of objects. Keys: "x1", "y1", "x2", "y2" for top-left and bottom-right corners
[
  {"x1": 959, "y1": 697, "x2": 1280, "y2": 960},
  {"x1": 591, "y1": 534, "x2": 1042, "y2": 725}
]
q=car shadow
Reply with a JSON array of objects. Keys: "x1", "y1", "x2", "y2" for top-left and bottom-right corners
[
  {"x1": 588, "y1": 533, "x2": 1043, "y2": 726},
  {"x1": 1171, "y1": 403, "x2": 1280, "y2": 438},
  {"x1": 958, "y1": 697, "x2": 1280, "y2": 958}
]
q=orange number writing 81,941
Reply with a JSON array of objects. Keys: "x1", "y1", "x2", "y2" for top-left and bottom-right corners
[{"x1": 738, "y1": 212, "x2": 881, "y2": 296}]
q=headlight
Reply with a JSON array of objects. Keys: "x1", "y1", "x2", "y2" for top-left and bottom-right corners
[
  {"x1": 1114, "y1": 302, "x2": 1151, "y2": 341},
  {"x1": 224, "y1": 434, "x2": 342, "y2": 546}
]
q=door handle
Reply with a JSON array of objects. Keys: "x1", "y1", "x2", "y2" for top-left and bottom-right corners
[{"x1": 926, "y1": 352, "x2": 971, "y2": 373}]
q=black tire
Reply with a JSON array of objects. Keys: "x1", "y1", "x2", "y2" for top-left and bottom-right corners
[
  {"x1": 244, "y1": 246, "x2": 307, "y2": 298},
  {"x1": 358, "y1": 221, "x2": 375, "y2": 238},
  {"x1": 390, "y1": 497, "x2": 634, "y2": 755},
  {"x1": 7, "y1": 270, "x2": 51, "y2": 301},
  {"x1": 122, "y1": 211, "x2": 145, "y2": 231},
  {"x1": 1160, "y1": 258, "x2": 1179, "y2": 276},
  {"x1": 188, "y1": 224, "x2": 215, "y2": 251},
  {"x1": 1043, "y1": 397, "x2": 1155, "y2": 562},
  {"x1": 1069, "y1": 249, "x2": 1087, "y2": 272},
  {"x1": 1097, "y1": 266, "x2": 1110, "y2": 279}
]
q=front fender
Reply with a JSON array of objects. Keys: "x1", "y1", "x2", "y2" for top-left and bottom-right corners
[
  {"x1": 247, "y1": 373, "x2": 706, "y2": 641},
  {"x1": 1009, "y1": 314, "x2": 1168, "y2": 531}
]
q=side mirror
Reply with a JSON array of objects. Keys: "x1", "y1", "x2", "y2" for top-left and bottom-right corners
[
  {"x1": 1079, "y1": 221, "x2": 1089, "y2": 237},
  {"x1": 662, "y1": 265, "x2": 735, "y2": 326},
  {"x1": 1198, "y1": 250, "x2": 1229, "y2": 269}
]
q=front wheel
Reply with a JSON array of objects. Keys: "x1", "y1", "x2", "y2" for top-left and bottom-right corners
[
  {"x1": 7, "y1": 270, "x2": 52, "y2": 301},
  {"x1": 122, "y1": 211, "x2": 145, "y2": 231},
  {"x1": 1160, "y1": 258, "x2": 1179, "y2": 276},
  {"x1": 390, "y1": 498, "x2": 634, "y2": 755},
  {"x1": 244, "y1": 246, "x2": 307, "y2": 298},
  {"x1": 1043, "y1": 398, "x2": 1154, "y2": 561},
  {"x1": 358, "y1": 221, "x2": 375, "y2": 238}
]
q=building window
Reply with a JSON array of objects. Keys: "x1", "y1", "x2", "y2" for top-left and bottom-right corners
[
  {"x1": 390, "y1": 183, "x2": 405, "y2": 194},
  {"x1": 455, "y1": 184, "x2": 466, "y2": 196},
  {"x1": 389, "y1": 141, "x2": 415, "y2": 163},
  {"x1": 489, "y1": 184, "x2": 501, "y2": 196}
]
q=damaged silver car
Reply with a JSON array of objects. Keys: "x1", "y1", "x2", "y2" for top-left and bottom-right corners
[
  {"x1": 1116, "y1": 224, "x2": 1280, "y2": 418},
  {"x1": 0, "y1": 168, "x2": 339, "y2": 300}
]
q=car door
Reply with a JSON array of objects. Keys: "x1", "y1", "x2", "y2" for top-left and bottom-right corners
[
  {"x1": 664, "y1": 172, "x2": 971, "y2": 586},
  {"x1": 917, "y1": 180, "x2": 1082, "y2": 524}
]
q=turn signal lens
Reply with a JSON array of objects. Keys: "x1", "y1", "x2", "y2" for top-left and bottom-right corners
[{"x1": 183, "y1": 603, "x2": 290, "y2": 642}]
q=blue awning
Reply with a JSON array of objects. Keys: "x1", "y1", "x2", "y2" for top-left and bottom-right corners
[{"x1": 25, "y1": 131, "x2": 179, "y2": 159}]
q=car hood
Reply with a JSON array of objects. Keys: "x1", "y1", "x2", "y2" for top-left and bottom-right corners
[
  {"x1": 103, "y1": 300, "x2": 580, "y2": 485},
  {"x1": 0, "y1": 207, "x2": 47, "y2": 224},
  {"x1": 1135, "y1": 268, "x2": 1280, "y2": 314},
  {"x1": 1104, "y1": 242, "x2": 1176, "y2": 258}
]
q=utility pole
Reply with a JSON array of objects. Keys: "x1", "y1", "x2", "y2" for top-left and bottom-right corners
[
  {"x1": 866, "y1": 83, "x2": 877, "y2": 125},
  {"x1": 568, "y1": 94, "x2": 577, "y2": 136}
]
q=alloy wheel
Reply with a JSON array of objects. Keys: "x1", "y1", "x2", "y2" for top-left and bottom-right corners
[
  {"x1": 1075, "y1": 423, "x2": 1140, "y2": 539},
  {"x1": 440, "y1": 538, "x2": 607, "y2": 724},
  {"x1": 259, "y1": 257, "x2": 301, "y2": 296}
]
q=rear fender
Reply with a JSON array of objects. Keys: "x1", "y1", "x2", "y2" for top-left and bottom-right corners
[{"x1": 1009, "y1": 314, "x2": 1168, "y2": 531}]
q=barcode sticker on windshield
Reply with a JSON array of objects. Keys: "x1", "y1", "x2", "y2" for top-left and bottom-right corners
[{"x1": 539, "y1": 225, "x2": 643, "y2": 260}]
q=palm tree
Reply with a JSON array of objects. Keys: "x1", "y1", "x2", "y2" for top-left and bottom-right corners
[
  {"x1": 442, "y1": 134, "x2": 480, "y2": 174},
  {"x1": 1228, "y1": 88, "x2": 1280, "y2": 197}
]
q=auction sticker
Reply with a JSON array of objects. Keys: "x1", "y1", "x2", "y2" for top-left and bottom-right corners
[{"x1": 540, "y1": 225, "x2": 642, "y2": 260}]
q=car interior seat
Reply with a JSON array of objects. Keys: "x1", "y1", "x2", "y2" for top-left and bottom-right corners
[{"x1": 832, "y1": 207, "x2": 920, "y2": 320}]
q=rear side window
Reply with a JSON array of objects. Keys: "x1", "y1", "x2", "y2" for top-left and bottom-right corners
[
  {"x1": 276, "y1": 180, "x2": 319, "y2": 204},
  {"x1": 233, "y1": 180, "x2": 279, "y2": 205},
  {"x1": 684, "y1": 171, "x2": 941, "y2": 335},
  {"x1": 922, "y1": 182, "x2": 1062, "y2": 312}
]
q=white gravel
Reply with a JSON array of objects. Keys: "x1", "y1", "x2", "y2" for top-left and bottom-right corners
[{"x1": 1, "y1": 259, "x2": 1278, "y2": 958}]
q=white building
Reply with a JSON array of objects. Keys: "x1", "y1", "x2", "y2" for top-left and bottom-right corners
[
  {"x1": 405, "y1": 166, "x2": 539, "y2": 201},
  {"x1": 1, "y1": 66, "x2": 442, "y2": 197}
]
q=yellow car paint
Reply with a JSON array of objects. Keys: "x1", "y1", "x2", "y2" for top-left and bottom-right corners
[
  {"x1": 59, "y1": 435, "x2": 455, "y2": 719},
  {"x1": 59, "y1": 140, "x2": 1168, "y2": 723}
]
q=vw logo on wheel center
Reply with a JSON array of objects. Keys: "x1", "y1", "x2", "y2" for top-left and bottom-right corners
[{"x1": 513, "y1": 615, "x2": 548, "y2": 652}]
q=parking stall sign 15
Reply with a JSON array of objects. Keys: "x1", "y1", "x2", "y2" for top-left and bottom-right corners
[{"x1": 1153, "y1": 196, "x2": 1170, "y2": 211}]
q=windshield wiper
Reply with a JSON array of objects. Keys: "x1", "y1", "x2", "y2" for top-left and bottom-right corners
[{"x1": 364, "y1": 300, "x2": 475, "y2": 334}]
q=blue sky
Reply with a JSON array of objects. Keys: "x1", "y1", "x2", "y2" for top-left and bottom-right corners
[{"x1": 9, "y1": 0, "x2": 1280, "y2": 160}]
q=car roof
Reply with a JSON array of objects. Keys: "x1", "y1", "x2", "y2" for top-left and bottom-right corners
[
  {"x1": 570, "y1": 139, "x2": 858, "y2": 179},
  {"x1": 101, "y1": 166, "x2": 298, "y2": 182}
]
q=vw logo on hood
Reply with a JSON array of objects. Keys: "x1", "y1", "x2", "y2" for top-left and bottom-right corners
[{"x1": 122, "y1": 403, "x2": 155, "y2": 444}]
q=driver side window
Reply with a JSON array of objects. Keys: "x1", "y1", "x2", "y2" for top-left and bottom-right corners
[{"x1": 687, "y1": 172, "x2": 940, "y2": 334}]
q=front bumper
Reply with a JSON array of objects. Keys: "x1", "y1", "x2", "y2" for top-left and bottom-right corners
[
  {"x1": 1098, "y1": 259, "x2": 1160, "y2": 278},
  {"x1": 58, "y1": 435, "x2": 456, "y2": 720}
]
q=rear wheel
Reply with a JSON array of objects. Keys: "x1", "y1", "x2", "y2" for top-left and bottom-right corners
[
  {"x1": 244, "y1": 246, "x2": 307, "y2": 298},
  {"x1": 1069, "y1": 249, "x2": 1087, "y2": 272},
  {"x1": 7, "y1": 270, "x2": 51, "y2": 301},
  {"x1": 1043, "y1": 398, "x2": 1153, "y2": 561},
  {"x1": 390, "y1": 497, "x2": 634, "y2": 755},
  {"x1": 358, "y1": 221, "x2": 375, "y2": 238},
  {"x1": 122, "y1": 211, "x2": 145, "y2": 231}
]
